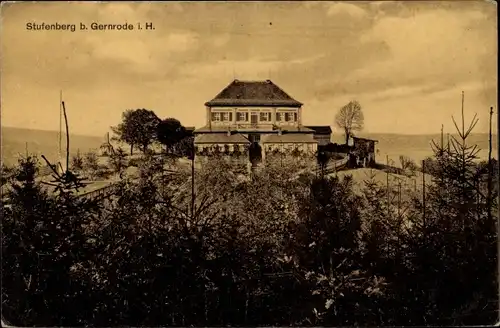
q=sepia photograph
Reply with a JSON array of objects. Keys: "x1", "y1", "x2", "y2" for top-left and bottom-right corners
[{"x1": 1, "y1": 1, "x2": 498, "y2": 326}]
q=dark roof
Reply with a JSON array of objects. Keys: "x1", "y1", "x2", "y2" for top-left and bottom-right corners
[
  {"x1": 193, "y1": 125, "x2": 314, "y2": 134},
  {"x1": 205, "y1": 79, "x2": 303, "y2": 107},
  {"x1": 262, "y1": 134, "x2": 317, "y2": 144},
  {"x1": 305, "y1": 126, "x2": 332, "y2": 135},
  {"x1": 352, "y1": 136, "x2": 378, "y2": 143},
  {"x1": 194, "y1": 133, "x2": 251, "y2": 144}
]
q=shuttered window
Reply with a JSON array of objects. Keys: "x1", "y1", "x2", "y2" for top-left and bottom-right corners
[
  {"x1": 294, "y1": 112, "x2": 297, "y2": 122},
  {"x1": 237, "y1": 112, "x2": 246, "y2": 121},
  {"x1": 260, "y1": 112, "x2": 271, "y2": 122},
  {"x1": 211, "y1": 112, "x2": 221, "y2": 121}
]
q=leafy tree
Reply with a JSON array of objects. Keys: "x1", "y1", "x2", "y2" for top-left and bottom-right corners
[
  {"x1": 156, "y1": 118, "x2": 187, "y2": 154},
  {"x1": 108, "y1": 147, "x2": 128, "y2": 174},
  {"x1": 112, "y1": 109, "x2": 161, "y2": 154},
  {"x1": 111, "y1": 110, "x2": 135, "y2": 155},
  {"x1": 177, "y1": 136, "x2": 195, "y2": 159},
  {"x1": 335, "y1": 100, "x2": 364, "y2": 145},
  {"x1": 285, "y1": 175, "x2": 386, "y2": 325}
]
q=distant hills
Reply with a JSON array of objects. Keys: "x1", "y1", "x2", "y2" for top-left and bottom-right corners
[
  {"x1": 1, "y1": 127, "x2": 105, "y2": 166},
  {"x1": 1, "y1": 126, "x2": 497, "y2": 167}
]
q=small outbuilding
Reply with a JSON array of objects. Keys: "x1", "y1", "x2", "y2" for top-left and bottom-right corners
[{"x1": 351, "y1": 136, "x2": 378, "y2": 167}]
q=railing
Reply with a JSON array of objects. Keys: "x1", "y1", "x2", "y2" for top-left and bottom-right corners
[
  {"x1": 76, "y1": 168, "x2": 180, "y2": 202},
  {"x1": 78, "y1": 183, "x2": 118, "y2": 201},
  {"x1": 316, "y1": 157, "x2": 349, "y2": 174}
]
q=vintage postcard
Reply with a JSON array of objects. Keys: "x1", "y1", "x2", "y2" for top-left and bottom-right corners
[{"x1": 1, "y1": 1, "x2": 498, "y2": 326}]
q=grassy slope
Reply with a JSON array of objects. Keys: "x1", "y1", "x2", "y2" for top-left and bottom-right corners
[{"x1": 333, "y1": 167, "x2": 433, "y2": 195}]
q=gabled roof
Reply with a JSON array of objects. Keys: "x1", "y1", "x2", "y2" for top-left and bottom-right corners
[
  {"x1": 305, "y1": 126, "x2": 332, "y2": 135},
  {"x1": 205, "y1": 79, "x2": 303, "y2": 107}
]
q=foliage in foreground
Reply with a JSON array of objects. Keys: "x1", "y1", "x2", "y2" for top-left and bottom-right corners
[{"x1": 2, "y1": 121, "x2": 497, "y2": 326}]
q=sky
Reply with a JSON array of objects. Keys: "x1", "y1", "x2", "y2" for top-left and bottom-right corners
[{"x1": 1, "y1": 1, "x2": 497, "y2": 137}]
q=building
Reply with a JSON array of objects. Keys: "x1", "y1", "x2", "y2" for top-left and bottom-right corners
[
  {"x1": 184, "y1": 126, "x2": 195, "y2": 137},
  {"x1": 193, "y1": 79, "x2": 318, "y2": 166},
  {"x1": 351, "y1": 136, "x2": 378, "y2": 167},
  {"x1": 305, "y1": 126, "x2": 332, "y2": 146}
]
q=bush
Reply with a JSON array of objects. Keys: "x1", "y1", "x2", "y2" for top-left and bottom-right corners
[
  {"x1": 108, "y1": 147, "x2": 128, "y2": 174},
  {"x1": 128, "y1": 157, "x2": 141, "y2": 167},
  {"x1": 399, "y1": 155, "x2": 417, "y2": 176},
  {"x1": 71, "y1": 151, "x2": 84, "y2": 171},
  {"x1": 83, "y1": 151, "x2": 100, "y2": 180}
]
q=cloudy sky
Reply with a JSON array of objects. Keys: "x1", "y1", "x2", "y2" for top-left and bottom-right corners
[{"x1": 1, "y1": 1, "x2": 497, "y2": 136}]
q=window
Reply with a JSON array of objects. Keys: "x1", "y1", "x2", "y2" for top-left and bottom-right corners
[
  {"x1": 212, "y1": 112, "x2": 221, "y2": 122},
  {"x1": 213, "y1": 112, "x2": 233, "y2": 122},
  {"x1": 284, "y1": 112, "x2": 296, "y2": 122},
  {"x1": 278, "y1": 112, "x2": 286, "y2": 122},
  {"x1": 237, "y1": 112, "x2": 246, "y2": 121},
  {"x1": 260, "y1": 112, "x2": 271, "y2": 122}
]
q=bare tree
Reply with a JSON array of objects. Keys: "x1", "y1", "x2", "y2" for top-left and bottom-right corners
[{"x1": 335, "y1": 100, "x2": 364, "y2": 145}]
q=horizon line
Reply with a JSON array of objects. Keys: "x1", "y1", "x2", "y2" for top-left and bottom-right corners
[{"x1": 1, "y1": 125, "x2": 497, "y2": 138}]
